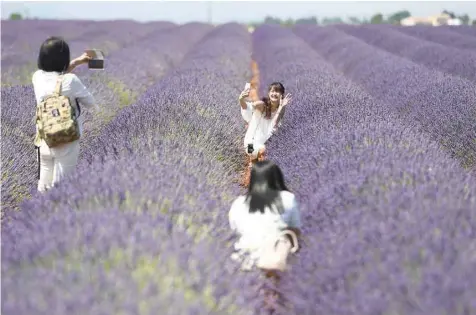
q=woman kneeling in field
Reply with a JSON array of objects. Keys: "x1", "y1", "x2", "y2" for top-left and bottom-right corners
[
  {"x1": 238, "y1": 82, "x2": 291, "y2": 187},
  {"x1": 229, "y1": 160, "x2": 301, "y2": 273}
]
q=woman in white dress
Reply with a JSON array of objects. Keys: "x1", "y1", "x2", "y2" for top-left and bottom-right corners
[{"x1": 238, "y1": 82, "x2": 291, "y2": 186}]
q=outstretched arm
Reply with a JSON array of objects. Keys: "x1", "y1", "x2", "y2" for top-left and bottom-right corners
[
  {"x1": 239, "y1": 88, "x2": 251, "y2": 109},
  {"x1": 239, "y1": 94, "x2": 265, "y2": 112},
  {"x1": 65, "y1": 52, "x2": 92, "y2": 73}
]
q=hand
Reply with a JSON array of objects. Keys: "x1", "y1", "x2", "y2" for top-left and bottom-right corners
[
  {"x1": 280, "y1": 93, "x2": 292, "y2": 107},
  {"x1": 239, "y1": 88, "x2": 250, "y2": 100},
  {"x1": 66, "y1": 51, "x2": 93, "y2": 73},
  {"x1": 71, "y1": 51, "x2": 93, "y2": 67},
  {"x1": 78, "y1": 51, "x2": 93, "y2": 64}
]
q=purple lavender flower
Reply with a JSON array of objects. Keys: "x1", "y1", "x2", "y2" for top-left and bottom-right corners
[{"x1": 294, "y1": 25, "x2": 476, "y2": 170}]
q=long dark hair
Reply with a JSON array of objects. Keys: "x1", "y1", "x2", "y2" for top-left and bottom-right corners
[
  {"x1": 261, "y1": 82, "x2": 285, "y2": 118},
  {"x1": 245, "y1": 160, "x2": 289, "y2": 214}
]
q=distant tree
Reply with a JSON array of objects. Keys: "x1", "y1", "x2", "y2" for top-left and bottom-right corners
[
  {"x1": 348, "y1": 16, "x2": 361, "y2": 24},
  {"x1": 321, "y1": 17, "x2": 343, "y2": 25},
  {"x1": 295, "y1": 17, "x2": 318, "y2": 25},
  {"x1": 9, "y1": 12, "x2": 23, "y2": 20},
  {"x1": 472, "y1": 19, "x2": 476, "y2": 26},
  {"x1": 387, "y1": 10, "x2": 411, "y2": 24},
  {"x1": 283, "y1": 18, "x2": 294, "y2": 27},
  {"x1": 264, "y1": 16, "x2": 282, "y2": 24},
  {"x1": 458, "y1": 14, "x2": 470, "y2": 25},
  {"x1": 370, "y1": 13, "x2": 384, "y2": 24},
  {"x1": 442, "y1": 10, "x2": 456, "y2": 18}
]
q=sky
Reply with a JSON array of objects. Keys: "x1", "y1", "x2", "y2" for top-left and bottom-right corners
[{"x1": 2, "y1": 1, "x2": 476, "y2": 24}]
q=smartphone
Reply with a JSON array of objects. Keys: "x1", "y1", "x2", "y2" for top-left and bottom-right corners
[
  {"x1": 244, "y1": 82, "x2": 251, "y2": 90},
  {"x1": 86, "y1": 49, "x2": 104, "y2": 70}
]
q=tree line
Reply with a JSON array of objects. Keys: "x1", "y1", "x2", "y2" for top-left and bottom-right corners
[
  {"x1": 7, "y1": 9, "x2": 475, "y2": 26},
  {"x1": 251, "y1": 10, "x2": 474, "y2": 27}
]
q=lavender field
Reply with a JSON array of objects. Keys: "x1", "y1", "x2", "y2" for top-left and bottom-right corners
[{"x1": 2, "y1": 19, "x2": 476, "y2": 315}]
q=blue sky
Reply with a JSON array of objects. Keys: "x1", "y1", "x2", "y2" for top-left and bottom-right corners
[{"x1": 2, "y1": 1, "x2": 475, "y2": 24}]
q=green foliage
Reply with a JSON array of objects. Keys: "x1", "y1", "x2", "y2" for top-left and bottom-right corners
[
  {"x1": 387, "y1": 10, "x2": 411, "y2": 24},
  {"x1": 348, "y1": 17, "x2": 361, "y2": 25},
  {"x1": 458, "y1": 14, "x2": 470, "y2": 25},
  {"x1": 370, "y1": 13, "x2": 384, "y2": 24},
  {"x1": 9, "y1": 12, "x2": 23, "y2": 20}
]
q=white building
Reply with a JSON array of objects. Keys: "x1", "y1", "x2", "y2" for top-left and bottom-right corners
[{"x1": 400, "y1": 13, "x2": 462, "y2": 26}]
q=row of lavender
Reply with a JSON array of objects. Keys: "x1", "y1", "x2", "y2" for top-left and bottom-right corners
[
  {"x1": 294, "y1": 25, "x2": 476, "y2": 170},
  {"x1": 333, "y1": 24, "x2": 476, "y2": 83},
  {"x1": 1, "y1": 19, "x2": 175, "y2": 85},
  {"x1": 1, "y1": 22, "x2": 213, "y2": 213},
  {"x1": 388, "y1": 24, "x2": 476, "y2": 51},
  {"x1": 255, "y1": 24, "x2": 476, "y2": 314},
  {"x1": 2, "y1": 23, "x2": 268, "y2": 315}
]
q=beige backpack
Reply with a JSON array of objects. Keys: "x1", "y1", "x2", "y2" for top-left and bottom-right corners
[{"x1": 34, "y1": 75, "x2": 80, "y2": 147}]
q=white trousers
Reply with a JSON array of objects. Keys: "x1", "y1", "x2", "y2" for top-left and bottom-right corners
[{"x1": 37, "y1": 140, "x2": 80, "y2": 192}]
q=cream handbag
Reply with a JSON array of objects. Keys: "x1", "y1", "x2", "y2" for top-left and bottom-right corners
[{"x1": 256, "y1": 230, "x2": 299, "y2": 271}]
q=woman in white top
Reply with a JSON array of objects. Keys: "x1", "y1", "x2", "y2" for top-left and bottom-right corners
[
  {"x1": 32, "y1": 36, "x2": 97, "y2": 192},
  {"x1": 238, "y1": 82, "x2": 291, "y2": 186},
  {"x1": 229, "y1": 160, "x2": 301, "y2": 272}
]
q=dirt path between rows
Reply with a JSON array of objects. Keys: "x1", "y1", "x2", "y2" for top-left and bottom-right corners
[{"x1": 238, "y1": 60, "x2": 261, "y2": 188}]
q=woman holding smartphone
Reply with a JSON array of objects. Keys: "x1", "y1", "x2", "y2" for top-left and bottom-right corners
[
  {"x1": 33, "y1": 36, "x2": 98, "y2": 192},
  {"x1": 238, "y1": 81, "x2": 291, "y2": 186}
]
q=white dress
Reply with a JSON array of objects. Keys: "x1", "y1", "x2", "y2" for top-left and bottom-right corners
[{"x1": 241, "y1": 101, "x2": 278, "y2": 158}]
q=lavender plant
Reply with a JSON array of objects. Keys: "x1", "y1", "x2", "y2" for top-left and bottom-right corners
[
  {"x1": 79, "y1": 23, "x2": 251, "y2": 165},
  {"x1": 1, "y1": 20, "x2": 174, "y2": 85},
  {"x1": 389, "y1": 24, "x2": 476, "y2": 51},
  {"x1": 334, "y1": 24, "x2": 476, "y2": 83},
  {"x1": 2, "y1": 205, "x2": 258, "y2": 315},
  {"x1": 253, "y1": 23, "x2": 476, "y2": 315},
  {"x1": 445, "y1": 25, "x2": 476, "y2": 38},
  {"x1": 294, "y1": 25, "x2": 476, "y2": 170},
  {"x1": 86, "y1": 22, "x2": 214, "y2": 95}
]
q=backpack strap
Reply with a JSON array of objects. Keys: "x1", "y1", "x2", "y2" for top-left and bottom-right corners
[
  {"x1": 36, "y1": 146, "x2": 41, "y2": 180},
  {"x1": 53, "y1": 75, "x2": 63, "y2": 96},
  {"x1": 75, "y1": 98, "x2": 81, "y2": 117}
]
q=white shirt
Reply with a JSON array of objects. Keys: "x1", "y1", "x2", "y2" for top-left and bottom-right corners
[
  {"x1": 32, "y1": 70, "x2": 97, "y2": 140},
  {"x1": 241, "y1": 101, "x2": 278, "y2": 150},
  {"x1": 228, "y1": 191, "x2": 301, "y2": 257}
]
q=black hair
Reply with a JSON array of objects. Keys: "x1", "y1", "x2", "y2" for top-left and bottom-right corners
[
  {"x1": 261, "y1": 82, "x2": 285, "y2": 118},
  {"x1": 37, "y1": 36, "x2": 70, "y2": 72},
  {"x1": 245, "y1": 160, "x2": 289, "y2": 214}
]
